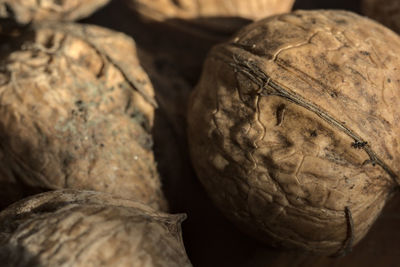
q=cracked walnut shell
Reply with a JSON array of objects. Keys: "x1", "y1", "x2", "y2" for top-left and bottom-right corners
[
  {"x1": 0, "y1": 23, "x2": 166, "y2": 211},
  {"x1": 0, "y1": 190, "x2": 191, "y2": 267},
  {"x1": 188, "y1": 10, "x2": 400, "y2": 254}
]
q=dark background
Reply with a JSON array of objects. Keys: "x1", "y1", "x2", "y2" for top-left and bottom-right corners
[
  {"x1": 83, "y1": 0, "x2": 400, "y2": 266},
  {"x1": 293, "y1": 0, "x2": 361, "y2": 12}
]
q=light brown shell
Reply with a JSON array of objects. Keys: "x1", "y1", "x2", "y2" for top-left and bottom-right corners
[
  {"x1": 188, "y1": 10, "x2": 400, "y2": 254},
  {"x1": 362, "y1": 0, "x2": 400, "y2": 33},
  {"x1": 241, "y1": 193, "x2": 400, "y2": 267},
  {"x1": 0, "y1": 23, "x2": 166, "y2": 211},
  {"x1": 0, "y1": 0, "x2": 110, "y2": 24},
  {"x1": 0, "y1": 190, "x2": 191, "y2": 267},
  {"x1": 124, "y1": 0, "x2": 294, "y2": 38}
]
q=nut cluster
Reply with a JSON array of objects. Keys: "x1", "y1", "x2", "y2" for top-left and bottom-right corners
[{"x1": 0, "y1": 0, "x2": 400, "y2": 266}]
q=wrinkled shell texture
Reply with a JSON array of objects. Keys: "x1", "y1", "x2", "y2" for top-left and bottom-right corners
[
  {"x1": 0, "y1": 23, "x2": 166, "y2": 211},
  {"x1": 362, "y1": 0, "x2": 400, "y2": 33},
  {"x1": 0, "y1": 0, "x2": 110, "y2": 24},
  {"x1": 0, "y1": 190, "x2": 191, "y2": 267},
  {"x1": 188, "y1": 10, "x2": 400, "y2": 254}
]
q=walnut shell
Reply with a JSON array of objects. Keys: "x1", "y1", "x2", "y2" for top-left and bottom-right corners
[
  {"x1": 125, "y1": 0, "x2": 294, "y2": 37},
  {"x1": 241, "y1": 193, "x2": 400, "y2": 267},
  {"x1": 0, "y1": 190, "x2": 191, "y2": 266},
  {"x1": 362, "y1": 0, "x2": 400, "y2": 33},
  {"x1": 0, "y1": 23, "x2": 166, "y2": 211},
  {"x1": 188, "y1": 10, "x2": 400, "y2": 255},
  {"x1": 0, "y1": 0, "x2": 110, "y2": 24}
]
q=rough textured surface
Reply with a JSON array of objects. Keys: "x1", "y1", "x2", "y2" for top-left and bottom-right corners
[
  {"x1": 124, "y1": 0, "x2": 294, "y2": 39},
  {"x1": 362, "y1": 0, "x2": 400, "y2": 33},
  {"x1": 0, "y1": 0, "x2": 110, "y2": 24},
  {"x1": 0, "y1": 23, "x2": 166, "y2": 211},
  {"x1": 0, "y1": 190, "x2": 191, "y2": 267},
  {"x1": 188, "y1": 10, "x2": 400, "y2": 255},
  {"x1": 241, "y1": 192, "x2": 400, "y2": 266}
]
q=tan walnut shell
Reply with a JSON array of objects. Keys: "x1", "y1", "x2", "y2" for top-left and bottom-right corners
[
  {"x1": 0, "y1": 190, "x2": 192, "y2": 267},
  {"x1": 0, "y1": 23, "x2": 166, "y2": 211},
  {"x1": 188, "y1": 10, "x2": 400, "y2": 255},
  {"x1": 362, "y1": 0, "x2": 400, "y2": 33},
  {"x1": 125, "y1": 0, "x2": 294, "y2": 37},
  {"x1": 0, "y1": 0, "x2": 110, "y2": 24}
]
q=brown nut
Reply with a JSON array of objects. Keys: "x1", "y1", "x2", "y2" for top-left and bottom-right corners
[
  {"x1": 125, "y1": 0, "x2": 295, "y2": 37},
  {"x1": 0, "y1": 190, "x2": 191, "y2": 267},
  {"x1": 0, "y1": 23, "x2": 166, "y2": 211},
  {"x1": 188, "y1": 10, "x2": 400, "y2": 255},
  {"x1": 362, "y1": 0, "x2": 400, "y2": 33},
  {"x1": 0, "y1": 0, "x2": 110, "y2": 24}
]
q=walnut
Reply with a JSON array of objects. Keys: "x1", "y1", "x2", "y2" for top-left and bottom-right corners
[
  {"x1": 124, "y1": 0, "x2": 294, "y2": 38},
  {"x1": 0, "y1": 0, "x2": 110, "y2": 24},
  {"x1": 188, "y1": 10, "x2": 400, "y2": 255},
  {"x1": 0, "y1": 23, "x2": 166, "y2": 211},
  {"x1": 0, "y1": 190, "x2": 191, "y2": 266}
]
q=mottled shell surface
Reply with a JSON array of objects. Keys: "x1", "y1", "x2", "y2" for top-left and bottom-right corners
[
  {"x1": 125, "y1": 0, "x2": 294, "y2": 37},
  {"x1": 0, "y1": 0, "x2": 110, "y2": 24},
  {"x1": 0, "y1": 190, "x2": 191, "y2": 267},
  {"x1": 0, "y1": 23, "x2": 166, "y2": 211},
  {"x1": 188, "y1": 10, "x2": 400, "y2": 254}
]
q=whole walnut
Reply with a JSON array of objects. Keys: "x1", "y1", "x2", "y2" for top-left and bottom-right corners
[
  {"x1": 0, "y1": 190, "x2": 192, "y2": 267},
  {"x1": 125, "y1": 0, "x2": 295, "y2": 37},
  {"x1": 188, "y1": 10, "x2": 400, "y2": 255},
  {"x1": 362, "y1": 0, "x2": 400, "y2": 33},
  {"x1": 0, "y1": 0, "x2": 110, "y2": 24},
  {"x1": 0, "y1": 23, "x2": 166, "y2": 211}
]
